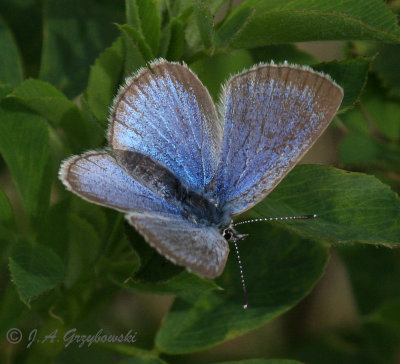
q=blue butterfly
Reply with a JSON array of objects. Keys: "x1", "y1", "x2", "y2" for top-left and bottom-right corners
[{"x1": 59, "y1": 59, "x2": 343, "y2": 280}]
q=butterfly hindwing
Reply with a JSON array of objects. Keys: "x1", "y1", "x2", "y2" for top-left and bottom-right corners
[
  {"x1": 126, "y1": 212, "x2": 229, "y2": 279},
  {"x1": 214, "y1": 64, "x2": 343, "y2": 215}
]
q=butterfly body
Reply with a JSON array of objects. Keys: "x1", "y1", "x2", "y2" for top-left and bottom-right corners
[
  {"x1": 59, "y1": 59, "x2": 343, "y2": 279},
  {"x1": 114, "y1": 149, "x2": 231, "y2": 230}
]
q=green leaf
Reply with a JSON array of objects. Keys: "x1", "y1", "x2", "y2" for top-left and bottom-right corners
[
  {"x1": 168, "y1": 0, "x2": 226, "y2": 18},
  {"x1": 159, "y1": 21, "x2": 172, "y2": 59},
  {"x1": 11, "y1": 79, "x2": 73, "y2": 124},
  {"x1": 10, "y1": 79, "x2": 89, "y2": 152},
  {"x1": 313, "y1": 57, "x2": 371, "y2": 112},
  {"x1": 213, "y1": 360, "x2": 304, "y2": 364},
  {"x1": 195, "y1": 1, "x2": 215, "y2": 51},
  {"x1": 117, "y1": 24, "x2": 151, "y2": 76},
  {"x1": 39, "y1": 0, "x2": 124, "y2": 98},
  {"x1": 0, "y1": 15, "x2": 23, "y2": 86},
  {"x1": 117, "y1": 357, "x2": 168, "y2": 364},
  {"x1": 136, "y1": 0, "x2": 161, "y2": 56},
  {"x1": 0, "y1": 102, "x2": 51, "y2": 226},
  {"x1": 95, "y1": 341, "x2": 158, "y2": 361},
  {"x1": 84, "y1": 37, "x2": 125, "y2": 124},
  {"x1": 247, "y1": 165, "x2": 400, "y2": 247},
  {"x1": 118, "y1": 23, "x2": 153, "y2": 60},
  {"x1": 9, "y1": 241, "x2": 65, "y2": 305},
  {"x1": 184, "y1": 0, "x2": 228, "y2": 51},
  {"x1": 166, "y1": 0, "x2": 190, "y2": 18},
  {"x1": 120, "y1": 270, "x2": 220, "y2": 295},
  {"x1": 155, "y1": 227, "x2": 328, "y2": 353},
  {"x1": 216, "y1": 6, "x2": 254, "y2": 47},
  {"x1": 165, "y1": 18, "x2": 185, "y2": 61},
  {"x1": 218, "y1": 0, "x2": 400, "y2": 49},
  {"x1": 125, "y1": 0, "x2": 141, "y2": 31},
  {"x1": 124, "y1": 0, "x2": 161, "y2": 56}
]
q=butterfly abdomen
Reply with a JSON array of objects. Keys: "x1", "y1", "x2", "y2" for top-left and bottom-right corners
[{"x1": 114, "y1": 149, "x2": 184, "y2": 200}]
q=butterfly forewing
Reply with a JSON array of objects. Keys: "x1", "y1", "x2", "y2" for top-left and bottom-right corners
[
  {"x1": 215, "y1": 64, "x2": 343, "y2": 215},
  {"x1": 108, "y1": 60, "x2": 222, "y2": 193}
]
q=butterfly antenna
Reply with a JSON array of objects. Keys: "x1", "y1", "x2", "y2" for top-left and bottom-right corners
[
  {"x1": 231, "y1": 214, "x2": 316, "y2": 309},
  {"x1": 233, "y1": 240, "x2": 248, "y2": 310},
  {"x1": 233, "y1": 214, "x2": 317, "y2": 227}
]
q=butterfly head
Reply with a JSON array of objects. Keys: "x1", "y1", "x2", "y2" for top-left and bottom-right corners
[{"x1": 222, "y1": 225, "x2": 248, "y2": 242}]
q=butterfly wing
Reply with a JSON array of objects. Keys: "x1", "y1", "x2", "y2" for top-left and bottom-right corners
[
  {"x1": 214, "y1": 64, "x2": 343, "y2": 215},
  {"x1": 126, "y1": 212, "x2": 229, "y2": 279},
  {"x1": 108, "y1": 59, "x2": 222, "y2": 193},
  {"x1": 59, "y1": 151, "x2": 180, "y2": 217}
]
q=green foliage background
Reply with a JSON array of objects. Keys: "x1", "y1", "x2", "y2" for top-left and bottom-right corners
[{"x1": 0, "y1": 0, "x2": 400, "y2": 363}]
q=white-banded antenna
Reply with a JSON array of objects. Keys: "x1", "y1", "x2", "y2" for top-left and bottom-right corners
[
  {"x1": 232, "y1": 214, "x2": 317, "y2": 310},
  {"x1": 233, "y1": 214, "x2": 317, "y2": 227},
  {"x1": 233, "y1": 240, "x2": 248, "y2": 310}
]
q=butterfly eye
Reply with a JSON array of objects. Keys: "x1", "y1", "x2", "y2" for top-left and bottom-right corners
[{"x1": 222, "y1": 229, "x2": 232, "y2": 241}]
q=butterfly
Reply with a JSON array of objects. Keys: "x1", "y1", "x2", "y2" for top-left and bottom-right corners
[{"x1": 59, "y1": 59, "x2": 343, "y2": 281}]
